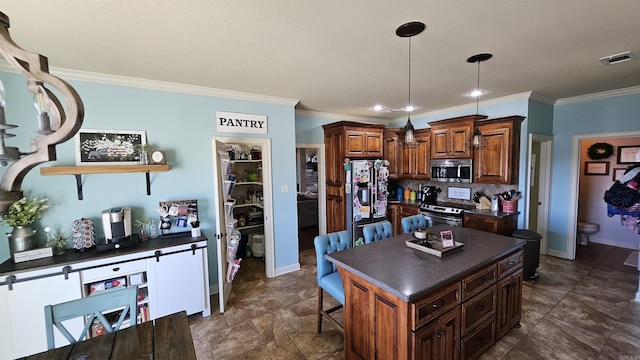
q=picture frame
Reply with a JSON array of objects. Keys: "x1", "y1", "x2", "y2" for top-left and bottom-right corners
[
  {"x1": 584, "y1": 161, "x2": 609, "y2": 175},
  {"x1": 617, "y1": 145, "x2": 640, "y2": 164},
  {"x1": 612, "y1": 168, "x2": 626, "y2": 181},
  {"x1": 75, "y1": 129, "x2": 147, "y2": 165}
]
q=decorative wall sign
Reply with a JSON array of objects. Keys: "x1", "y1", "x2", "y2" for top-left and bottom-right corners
[
  {"x1": 216, "y1": 111, "x2": 267, "y2": 134},
  {"x1": 617, "y1": 145, "x2": 640, "y2": 164},
  {"x1": 447, "y1": 186, "x2": 471, "y2": 200},
  {"x1": 75, "y1": 129, "x2": 146, "y2": 165},
  {"x1": 584, "y1": 161, "x2": 609, "y2": 175}
]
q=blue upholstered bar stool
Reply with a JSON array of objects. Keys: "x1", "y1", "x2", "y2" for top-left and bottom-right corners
[
  {"x1": 401, "y1": 214, "x2": 427, "y2": 234},
  {"x1": 314, "y1": 230, "x2": 351, "y2": 334},
  {"x1": 362, "y1": 221, "x2": 393, "y2": 243}
]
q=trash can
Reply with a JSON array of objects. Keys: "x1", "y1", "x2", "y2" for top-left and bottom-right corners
[
  {"x1": 511, "y1": 229, "x2": 542, "y2": 280},
  {"x1": 250, "y1": 233, "x2": 264, "y2": 258}
]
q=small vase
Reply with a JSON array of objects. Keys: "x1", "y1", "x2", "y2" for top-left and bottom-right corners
[
  {"x1": 8, "y1": 225, "x2": 37, "y2": 254},
  {"x1": 138, "y1": 151, "x2": 149, "y2": 165},
  {"x1": 139, "y1": 225, "x2": 149, "y2": 241},
  {"x1": 53, "y1": 245, "x2": 66, "y2": 256}
]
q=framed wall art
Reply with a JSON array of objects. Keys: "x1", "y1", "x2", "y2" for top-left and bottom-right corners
[
  {"x1": 612, "y1": 168, "x2": 626, "y2": 181},
  {"x1": 617, "y1": 145, "x2": 640, "y2": 164},
  {"x1": 75, "y1": 129, "x2": 147, "y2": 165},
  {"x1": 584, "y1": 161, "x2": 609, "y2": 176}
]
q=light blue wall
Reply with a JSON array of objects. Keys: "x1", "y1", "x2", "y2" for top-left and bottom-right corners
[
  {"x1": 548, "y1": 92, "x2": 640, "y2": 252},
  {"x1": 0, "y1": 71, "x2": 299, "y2": 285}
]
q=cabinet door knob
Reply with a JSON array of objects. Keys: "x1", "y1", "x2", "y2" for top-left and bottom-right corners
[
  {"x1": 474, "y1": 305, "x2": 485, "y2": 313},
  {"x1": 476, "y1": 277, "x2": 485, "y2": 284},
  {"x1": 155, "y1": 250, "x2": 162, "y2": 262},
  {"x1": 112, "y1": 267, "x2": 120, "y2": 272}
]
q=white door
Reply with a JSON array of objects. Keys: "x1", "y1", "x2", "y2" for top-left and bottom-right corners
[
  {"x1": 212, "y1": 137, "x2": 274, "y2": 313},
  {"x1": 4, "y1": 272, "x2": 82, "y2": 359},
  {"x1": 147, "y1": 249, "x2": 206, "y2": 318},
  {"x1": 526, "y1": 134, "x2": 553, "y2": 255},
  {"x1": 213, "y1": 139, "x2": 233, "y2": 313}
]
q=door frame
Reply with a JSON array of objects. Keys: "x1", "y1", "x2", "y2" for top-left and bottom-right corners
[
  {"x1": 295, "y1": 143, "x2": 327, "y2": 236},
  {"x1": 524, "y1": 134, "x2": 553, "y2": 255},
  {"x1": 212, "y1": 136, "x2": 275, "y2": 313},
  {"x1": 567, "y1": 130, "x2": 640, "y2": 260}
]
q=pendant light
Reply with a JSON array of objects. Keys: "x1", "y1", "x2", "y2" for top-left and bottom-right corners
[
  {"x1": 467, "y1": 53, "x2": 492, "y2": 150},
  {"x1": 396, "y1": 21, "x2": 425, "y2": 148}
]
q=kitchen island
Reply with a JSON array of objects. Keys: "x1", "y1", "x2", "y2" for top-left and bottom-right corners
[{"x1": 326, "y1": 225, "x2": 525, "y2": 360}]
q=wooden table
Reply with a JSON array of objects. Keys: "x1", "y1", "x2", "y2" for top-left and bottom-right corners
[{"x1": 24, "y1": 311, "x2": 197, "y2": 360}]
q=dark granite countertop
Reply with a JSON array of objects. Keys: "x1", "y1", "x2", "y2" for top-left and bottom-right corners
[
  {"x1": 463, "y1": 208, "x2": 520, "y2": 218},
  {"x1": 326, "y1": 225, "x2": 524, "y2": 302},
  {"x1": 0, "y1": 232, "x2": 207, "y2": 278},
  {"x1": 387, "y1": 199, "x2": 421, "y2": 206},
  {"x1": 388, "y1": 200, "x2": 518, "y2": 219}
]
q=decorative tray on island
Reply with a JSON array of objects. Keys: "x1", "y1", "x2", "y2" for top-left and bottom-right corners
[{"x1": 405, "y1": 238, "x2": 464, "y2": 257}]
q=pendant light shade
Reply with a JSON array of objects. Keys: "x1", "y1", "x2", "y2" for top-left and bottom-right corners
[
  {"x1": 397, "y1": 21, "x2": 425, "y2": 148},
  {"x1": 467, "y1": 53, "x2": 492, "y2": 150}
]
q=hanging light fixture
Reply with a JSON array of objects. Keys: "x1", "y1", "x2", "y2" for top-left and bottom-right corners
[
  {"x1": 0, "y1": 11, "x2": 84, "y2": 214},
  {"x1": 467, "y1": 53, "x2": 492, "y2": 150},
  {"x1": 396, "y1": 21, "x2": 425, "y2": 148}
]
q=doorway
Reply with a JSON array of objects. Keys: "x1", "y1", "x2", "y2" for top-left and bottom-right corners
[
  {"x1": 525, "y1": 134, "x2": 553, "y2": 255},
  {"x1": 568, "y1": 130, "x2": 640, "y2": 260},
  {"x1": 295, "y1": 143, "x2": 326, "y2": 252},
  {"x1": 212, "y1": 137, "x2": 274, "y2": 313}
]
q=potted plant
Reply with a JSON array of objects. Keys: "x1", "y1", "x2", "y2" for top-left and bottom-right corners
[
  {"x1": 1, "y1": 196, "x2": 50, "y2": 254},
  {"x1": 47, "y1": 232, "x2": 69, "y2": 255},
  {"x1": 135, "y1": 217, "x2": 151, "y2": 240}
]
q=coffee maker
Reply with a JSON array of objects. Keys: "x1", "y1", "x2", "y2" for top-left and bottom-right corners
[
  {"x1": 421, "y1": 186, "x2": 438, "y2": 204},
  {"x1": 101, "y1": 207, "x2": 132, "y2": 241}
]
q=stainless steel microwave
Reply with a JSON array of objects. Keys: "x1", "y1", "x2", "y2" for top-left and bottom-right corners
[{"x1": 430, "y1": 159, "x2": 473, "y2": 183}]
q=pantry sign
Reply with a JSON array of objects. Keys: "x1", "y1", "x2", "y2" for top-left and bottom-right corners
[{"x1": 216, "y1": 111, "x2": 268, "y2": 134}]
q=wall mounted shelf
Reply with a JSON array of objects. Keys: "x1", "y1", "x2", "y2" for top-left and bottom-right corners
[{"x1": 40, "y1": 165, "x2": 170, "y2": 200}]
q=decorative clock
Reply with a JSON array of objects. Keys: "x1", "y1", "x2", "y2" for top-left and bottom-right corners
[{"x1": 151, "y1": 150, "x2": 166, "y2": 165}]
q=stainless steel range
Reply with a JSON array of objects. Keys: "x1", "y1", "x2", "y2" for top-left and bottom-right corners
[{"x1": 420, "y1": 202, "x2": 474, "y2": 227}]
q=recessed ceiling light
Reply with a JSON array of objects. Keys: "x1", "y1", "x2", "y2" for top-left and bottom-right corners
[
  {"x1": 373, "y1": 104, "x2": 384, "y2": 111},
  {"x1": 469, "y1": 89, "x2": 485, "y2": 97}
]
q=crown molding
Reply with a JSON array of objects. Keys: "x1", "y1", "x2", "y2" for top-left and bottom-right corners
[
  {"x1": 555, "y1": 85, "x2": 640, "y2": 105},
  {"x1": 0, "y1": 60, "x2": 300, "y2": 107},
  {"x1": 393, "y1": 91, "x2": 538, "y2": 123},
  {"x1": 295, "y1": 109, "x2": 386, "y2": 124}
]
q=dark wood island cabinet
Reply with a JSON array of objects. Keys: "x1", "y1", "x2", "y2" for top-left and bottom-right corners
[{"x1": 327, "y1": 225, "x2": 524, "y2": 360}]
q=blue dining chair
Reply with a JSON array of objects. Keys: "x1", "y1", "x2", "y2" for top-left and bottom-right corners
[
  {"x1": 362, "y1": 221, "x2": 393, "y2": 244},
  {"x1": 314, "y1": 230, "x2": 351, "y2": 334},
  {"x1": 44, "y1": 285, "x2": 138, "y2": 350},
  {"x1": 401, "y1": 214, "x2": 428, "y2": 234}
]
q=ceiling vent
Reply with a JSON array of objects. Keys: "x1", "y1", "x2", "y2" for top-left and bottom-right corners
[{"x1": 599, "y1": 51, "x2": 636, "y2": 65}]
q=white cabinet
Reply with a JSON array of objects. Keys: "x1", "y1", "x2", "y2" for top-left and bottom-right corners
[
  {"x1": 0, "y1": 268, "x2": 82, "y2": 359},
  {"x1": 146, "y1": 245, "x2": 206, "y2": 319},
  {"x1": 80, "y1": 258, "x2": 151, "y2": 332},
  {"x1": 0, "y1": 235, "x2": 210, "y2": 359}
]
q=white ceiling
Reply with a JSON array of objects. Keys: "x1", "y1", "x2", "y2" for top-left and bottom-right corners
[{"x1": 2, "y1": 1, "x2": 640, "y2": 121}]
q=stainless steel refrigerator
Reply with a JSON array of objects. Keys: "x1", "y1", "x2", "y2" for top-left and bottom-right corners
[{"x1": 345, "y1": 159, "x2": 390, "y2": 245}]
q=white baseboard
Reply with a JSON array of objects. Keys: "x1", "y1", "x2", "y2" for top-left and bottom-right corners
[{"x1": 275, "y1": 262, "x2": 301, "y2": 277}]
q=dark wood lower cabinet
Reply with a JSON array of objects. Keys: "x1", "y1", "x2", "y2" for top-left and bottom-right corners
[
  {"x1": 496, "y1": 269, "x2": 523, "y2": 339},
  {"x1": 461, "y1": 316, "x2": 496, "y2": 360},
  {"x1": 413, "y1": 307, "x2": 460, "y2": 360},
  {"x1": 338, "y1": 250, "x2": 523, "y2": 360}
]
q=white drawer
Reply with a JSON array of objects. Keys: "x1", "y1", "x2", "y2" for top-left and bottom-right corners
[{"x1": 81, "y1": 259, "x2": 146, "y2": 283}]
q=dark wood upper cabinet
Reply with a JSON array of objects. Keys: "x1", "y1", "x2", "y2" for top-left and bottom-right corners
[{"x1": 473, "y1": 116, "x2": 524, "y2": 185}]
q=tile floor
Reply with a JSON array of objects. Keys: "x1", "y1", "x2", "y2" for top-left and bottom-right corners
[{"x1": 188, "y1": 242, "x2": 640, "y2": 359}]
